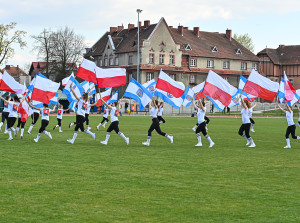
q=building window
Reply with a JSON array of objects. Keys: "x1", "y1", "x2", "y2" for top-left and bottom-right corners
[
  {"x1": 127, "y1": 73, "x2": 133, "y2": 83},
  {"x1": 104, "y1": 58, "x2": 108, "y2": 66},
  {"x1": 100, "y1": 60, "x2": 103, "y2": 67},
  {"x1": 115, "y1": 57, "x2": 119, "y2": 66},
  {"x1": 289, "y1": 79, "x2": 294, "y2": 85},
  {"x1": 211, "y1": 46, "x2": 218, "y2": 52},
  {"x1": 170, "y1": 55, "x2": 175, "y2": 65},
  {"x1": 169, "y1": 74, "x2": 176, "y2": 80},
  {"x1": 128, "y1": 55, "x2": 133, "y2": 65},
  {"x1": 241, "y1": 62, "x2": 247, "y2": 70},
  {"x1": 252, "y1": 63, "x2": 258, "y2": 71},
  {"x1": 207, "y1": 60, "x2": 214, "y2": 68},
  {"x1": 159, "y1": 54, "x2": 165, "y2": 64},
  {"x1": 190, "y1": 58, "x2": 197, "y2": 67},
  {"x1": 149, "y1": 53, "x2": 154, "y2": 64},
  {"x1": 146, "y1": 72, "x2": 154, "y2": 82},
  {"x1": 223, "y1": 61, "x2": 230, "y2": 69},
  {"x1": 190, "y1": 74, "x2": 196, "y2": 84},
  {"x1": 109, "y1": 58, "x2": 114, "y2": 66}
]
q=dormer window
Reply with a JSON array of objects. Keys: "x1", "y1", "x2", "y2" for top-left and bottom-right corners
[
  {"x1": 211, "y1": 46, "x2": 218, "y2": 52},
  {"x1": 235, "y1": 49, "x2": 242, "y2": 54},
  {"x1": 185, "y1": 44, "x2": 192, "y2": 50},
  {"x1": 160, "y1": 41, "x2": 166, "y2": 47}
]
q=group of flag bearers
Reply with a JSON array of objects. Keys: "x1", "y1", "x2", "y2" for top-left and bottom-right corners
[{"x1": 0, "y1": 58, "x2": 300, "y2": 148}]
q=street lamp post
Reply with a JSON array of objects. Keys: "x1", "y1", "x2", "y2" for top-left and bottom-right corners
[{"x1": 136, "y1": 9, "x2": 142, "y2": 83}]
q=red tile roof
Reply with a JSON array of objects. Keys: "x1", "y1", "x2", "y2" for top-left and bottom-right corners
[
  {"x1": 257, "y1": 45, "x2": 300, "y2": 65},
  {"x1": 1, "y1": 66, "x2": 27, "y2": 76}
]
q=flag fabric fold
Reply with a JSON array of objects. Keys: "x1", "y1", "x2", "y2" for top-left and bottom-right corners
[
  {"x1": 18, "y1": 101, "x2": 33, "y2": 122},
  {"x1": 95, "y1": 88, "x2": 112, "y2": 107},
  {"x1": 155, "y1": 88, "x2": 188, "y2": 109},
  {"x1": 238, "y1": 76, "x2": 257, "y2": 101},
  {"x1": 284, "y1": 73, "x2": 299, "y2": 105},
  {"x1": 142, "y1": 79, "x2": 157, "y2": 95},
  {"x1": 106, "y1": 90, "x2": 120, "y2": 104},
  {"x1": 156, "y1": 70, "x2": 185, "y2": 98},
  {"x1": 96, "y1": 67, "x2": 126, "y2": 88},
  {"x1": 76, "y1": 59, "x2": 97, "y2": 83},
  {"x1": 0, "y1": 71, "x2": 26, "y2": 94},
  {"x1": 62, "y1": 74, "x2": 85, "y2": 102},
  {"x1": 123, "y1": 78, "x2": 152, "y2": 111}
]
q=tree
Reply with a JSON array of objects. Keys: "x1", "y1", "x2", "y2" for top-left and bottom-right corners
[
  {"x1": 233, "y1": 33, "x2": 255, "y2": 53},
  {"x1": 0, "y1": 22, "x2": 27, "y2": 65}
]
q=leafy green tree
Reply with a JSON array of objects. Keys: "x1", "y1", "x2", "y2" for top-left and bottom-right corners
[{"x1": 233, "y1": 33, "x2": 254, "y2": 53}]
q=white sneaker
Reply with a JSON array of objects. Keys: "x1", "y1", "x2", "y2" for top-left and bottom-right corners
[
  {"x1": 67, "y1": 139, "x2": 74, "y2": 144},
  {"x1": 192, "y1": 127, "x2": 196, "y2": 132},
  {"x1": 27, "y1": 131, "x2": 31, "y2": 134},
  {"x1": 209, "y1": 142, "x2": 215, "y2": 148},
  {"x1": 195, "y1": 142, "x2": 202, "y2": 147},
  {"x1": 142, "y1": 142, "x2": 150, "y2": 146},
  {"x1": 59, "y1": 130, "x2": 63, "y2": 133},
  {"x1": 251, "y1": 129, "x2": 255, "y2": 132},
  {"x1": 96, "y1": 126, "x2": 100, "y2": 131},
  {"x1": 169, "y1": 136, "x2": 173, "y2": 144},
  {"x1": 48, "y1": 133, "x2": 52, "y2": 139},
  {"x1": 101, "y1": 141, "x2": 107, "y2": 145},
  {"x1": 125, "y1": 137, "x2": 129, "y2": 145},
  {"x1": 102, "y1": 125, "x2": 106, "y2": 128},
  {"x1": 88, "y1": 127, "x2": 91, "y2": 130},
  {"x1": 246, "y1": 140, "x2": 250, "y2": 146},
  {"x1": 284, "y1": 145, "x2": 291, "y2": 148},
  {"x1": 34, "y1": 138, "x2": 38, "y2": 143},
  {"x1": 249, "y1": 143, "x2": 256, "y2": 148},
  {"x1": 8, "y1": 137, "x2": 13, "y2": 140},
  {"x1": 92, "y1": 133, "x2": 96, "y2": 140}
]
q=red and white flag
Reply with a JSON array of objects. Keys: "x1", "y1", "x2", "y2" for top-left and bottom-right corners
[
  {"x1": 76, "y1": 59, "x2": 97, "y2": 83},
  {"x1": 62, "y1": 73, "x2": 73, "y2": 87},
  {"x1": 96, "y1": 67, "x2": 126, "y2": 88},
  {"x1": 156, "y1": 70, "x2": 185, "y2": 98},
  {"x1": 31, "y1": 75, "x2": 60, "y2": 104},
  {"x1": 95, "y1": 88, "x2": 112, "y2": 107},
  {"x1": 19, "y1": 101, "x2": 33, "y2": 122},
  {"x1": 202, "y1": 70, "x2": 237, "y2": 107},
  {"x1": 0, "y1": 71, "x2": 26, "y2": 94},
  {"x1": 243, "y1": 70, "x2": 279, "y2": 101}
]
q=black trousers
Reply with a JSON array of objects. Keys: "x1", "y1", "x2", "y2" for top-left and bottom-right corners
[
  {"x1": 157, "y1": 116, "x2": 166, "y2": 123},
  {"x1": 31, "y1": 112, "x2": 40, "y2": 125},
  {"x1": 196, "y1": 116, "x2": 210, "y2": 126},
  {"x1": 286, "y1": 125, "x2": 298, "y2": 139},
  {"x1": 17, "y1": 117, "x2": 26, "y2": 128},
  {"x1": 1, "y1": 112, "x2": 9, "y2": 123},
  {"x1": 196, "y1": 122, "x2": 207, "y2": 136},
  {"x1": 39, "y1": 120, "x2": 49, "y2": 133},
  {"x1": 239, "y1": 123, "x2": 251, "y2": 138},
  {"x1": 75, "y1": 115, "x2": 85, "y2": 132},
  {"x1": 148, "y1": 118, "x2": 166, "y2": 137},
  {"x1": 7, "y1": 117, "x2": 17, "y2": 129},
  {"x1": 57, "y1": 118, "x2": 62, "y2": 127},
  {"x1": 85, "y1": 114, "x2": 89, "y2": 125},
  {"x1": 250, "y1": 118, "x2": 255, "y2": 125},
  {"x1": 107, "y1": 121, "x2": 119, "y2": 134},
  {"x1": 101, "y1": 117, "x2": 109, "y2": 124}
]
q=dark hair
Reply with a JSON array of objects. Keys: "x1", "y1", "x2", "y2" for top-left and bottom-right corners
[
  {"x1": 245, "y1": 100, "x2": 251, "y2": 108},
  {"x1": 43, "y1": 103, "x2": 48, "y2": 108},
  {"x1": 154, "y1": 100, "x2": 159, "y2": 106},
  {"x1": 5, "y1": 95, "x2": 11, "y2": 100},
  {"x1": 202, "y1": 101, "x2": 205, "y2": 106},
  {"x1": 114, "y1": 101, "x2": 119, "y2": 106},
  {"x1": 13, "y1": 95, "x2": 20, "y2": 102},
  {"x1": 82, "y1": 93, "x2": 88, "y2": 100}
]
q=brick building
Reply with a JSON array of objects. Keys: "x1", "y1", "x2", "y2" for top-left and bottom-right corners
[
  {"x1": 84, "y1": 17, "x2": 259, "y2": 92},
  {"x1": 1, "y1": 65, "x2": 31, "y2": 86},
  {"x1": 257, "y1": 45, "x2": 300, "y2": 89}
]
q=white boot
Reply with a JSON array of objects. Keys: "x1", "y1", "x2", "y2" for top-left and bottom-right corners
[
  {"x1": 34, "y1": 133, "x2": 41, "y2": 142},
  {"x1": 59, "y1": 127, "x2": 63, "y2": 132},
  {"x1": 284, "y1": 138, "x2": 291, "y2": 148},
  {"x1": 195, "y1": 133, "x2": 202, "y2": 147},
  {"x1": 142, "y1": 136, "x2": 151, "y2": 146},
  {"x1": 101, "y1": 133, "x2": 110, "y2": 145},
  {"x1": 248, "y1": 138, "x2": 256, "y2": 147},
  {"x1": 67, "y1": 132, "x2": 78, "y2": 144},
  {"x1": 28, "y1": 124, "x2": 34, "y2": 134},
  {"x1": 96, "y1": 123, "x2": 101, "y2": 130},
  {"x1": 243, "y1": 134, "x2": 250, "y2": 146},
  {"x1": 165, "y1": 134, "x2": 173, "y2": 143},
  {"x1": 20, "y1": 129, "x2": 24, "y2": 139},
  {"x1": 4, "y1": 124, "x2": 8, "y2": 134},
  {"x1": 8, "y1": 130, "x2": 13, "y2": 140},
  {"x1": 206, "y1": 135, "x2": 215, "y2": 148},
  {"x1": 118, "y1": 132, "x2": 129, "y2": 145},
  {"x1": 85, "y1": 129, "x2": 96, "y2": 140},
  {"x1": 44, "y1": 131, "x2": 52, "y2": 139},
  {"x1": 103, "y1": 121, "x2": 107, "y2": 128}
]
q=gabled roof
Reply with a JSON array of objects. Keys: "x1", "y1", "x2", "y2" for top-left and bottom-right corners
[
  {"x1": 257, "y1": 45, "x2": 300, "y2": 65},
  {"x1": 1, "y1": 66, "x2": 27, "y2": 76}
]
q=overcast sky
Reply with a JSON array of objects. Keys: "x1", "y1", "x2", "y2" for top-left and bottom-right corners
[{"x1": 1, "y1": 0, "x2": 300, "y2": 71}]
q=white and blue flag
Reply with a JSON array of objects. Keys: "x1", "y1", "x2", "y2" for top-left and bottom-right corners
[
  {"x1": 63, "y1": 74, "x2": 85, "y2": 102},
  {"x1": 124, "y1": 78, "x2": 152, "y2": 111},
  {"x1": 155, "y1": 88, "x2": 188, "y2": 109},
  {"x1": 142, "y1": 79, "x2": 156, "y2": 95},
  {"x1": 106, "y1": 90, "x2": 119, "y2": 104}
]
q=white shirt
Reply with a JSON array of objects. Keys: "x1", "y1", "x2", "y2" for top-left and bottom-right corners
[
  {"x1": 110, "y1": 107, "x2": 119, "y2": 122},
  {"x1": 150, "y1": 107, "x2": 158, "y2": 118},
  {"x1": 286, "y1": 111, "x2": 294, "y2": 126},
  {"x1": 3, "y1": 101, "x2": 10, "y2": 112},
  {"x1": 249, "y1": 108, "x2": 253, "y2": 118},
  {"x1": 85, "y1": 104, "x2": 91, "y2": 115},
  {"x1": 41, "y1": 108, "x2": 50, "y2": 121},
  {"x1": 197, "y1": 108, "x2": 206, "y2": 124},
  {"x1": 158, "y1": 107, "x2": 163, "y2": 116},
  {"x1": 76, "y1": 99, "x2": 87, "y2": 117},
  {"x1": 103, "y1": 107, "x2": 109, "y2": 118},
  {"x1": 57, "y1": 109, "x2": 63, "y2": 119},
  {"x1": 241, "y1": 108, "x2": 250, "y2": 124},
  {"x1": 8, "y1": 102, "x2": 19, "y2": 118}
]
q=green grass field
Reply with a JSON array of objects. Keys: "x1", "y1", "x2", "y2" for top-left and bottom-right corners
[{"x1": 0, "y1": 115, "x2": 299, "y2": 223}]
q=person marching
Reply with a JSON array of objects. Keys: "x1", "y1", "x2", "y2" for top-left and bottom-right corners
[
  {"x1": 142, "y1": 98, "x2": 173, "y2": 146},
  {"x1": 249, "y1": 99, "x2": 257, "y2": 132},
  {"x1": 67, "y1": 83, "x2": 96, "y2": 144},
  {"x1": 276, "y1": 101, "x2": 300, "y2": 148},
  {"x1": 99, "y1": 95, "x2": 129, "y2": 145},
  {"x1": 27, "y1": 106, "x2": 41, "y2": 134},
  {"x1": 0, "y1": 93, "x2": 11, "y2": 133},
  {"x1": 0, "y1": 95, "x2": 25, "y2": 140},
  {"x1": 192, "y1": 99, "x2": 214, "y2": 147},
  {"x1": 296, "y1": 104, "x2": 300, "y2": 127},
  {"x1": 157, "y1": 102, "x2": 166, "y2": 124},
  {"x1": 28, "y1": 103, "x2": 56, "y2": 143},
  {"x1": 53, "y1": 104, "x2": 70, "y2": 132},
  {"x1": 15, "y1": 112, "x2": 27, "y2": 139},
  {"x1": 96, "y1": 105, "x2": 110, "y2": 130},
  {"x1": 238, "y1": 95, "x2": 256, "y2": 147}
]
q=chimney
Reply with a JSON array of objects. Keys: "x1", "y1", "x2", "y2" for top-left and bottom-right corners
[
  {"x1": 178, "y1": 25, "x2": 184, "y2": 35},
  {"x1": 184, "y1": 27, "x2": 188, "y2": 30},
  {"x1": 5, "y1": 65, "x2": 10, "y2": 70},
  {"x1": 193, "y1": 27, "x2": 200, "y2": 37},
  {"x1": 279, "y1": 44, "x2": 285, "y2": 49},
  {"x1": 169, "y1": 26, "x2": 173, "y2": 29},
  {"x1": 17, "y1": 65, "x2": 19, "y2": 70},
  {"x1": 117, "y1": 25, "x2": 124, "y2": 32},
  {"x1": 144, "y1": 20, "x2": 150, "y2": 28},
  {"x1": 128, "y1": 23, "x2": 135, "y2": 31},
  {"x1": 110, "y1": 27, "x2": 117, "y2": 35},
  {"x1": 226, "y1": 29, "x2": 232, "y2": 40}
]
